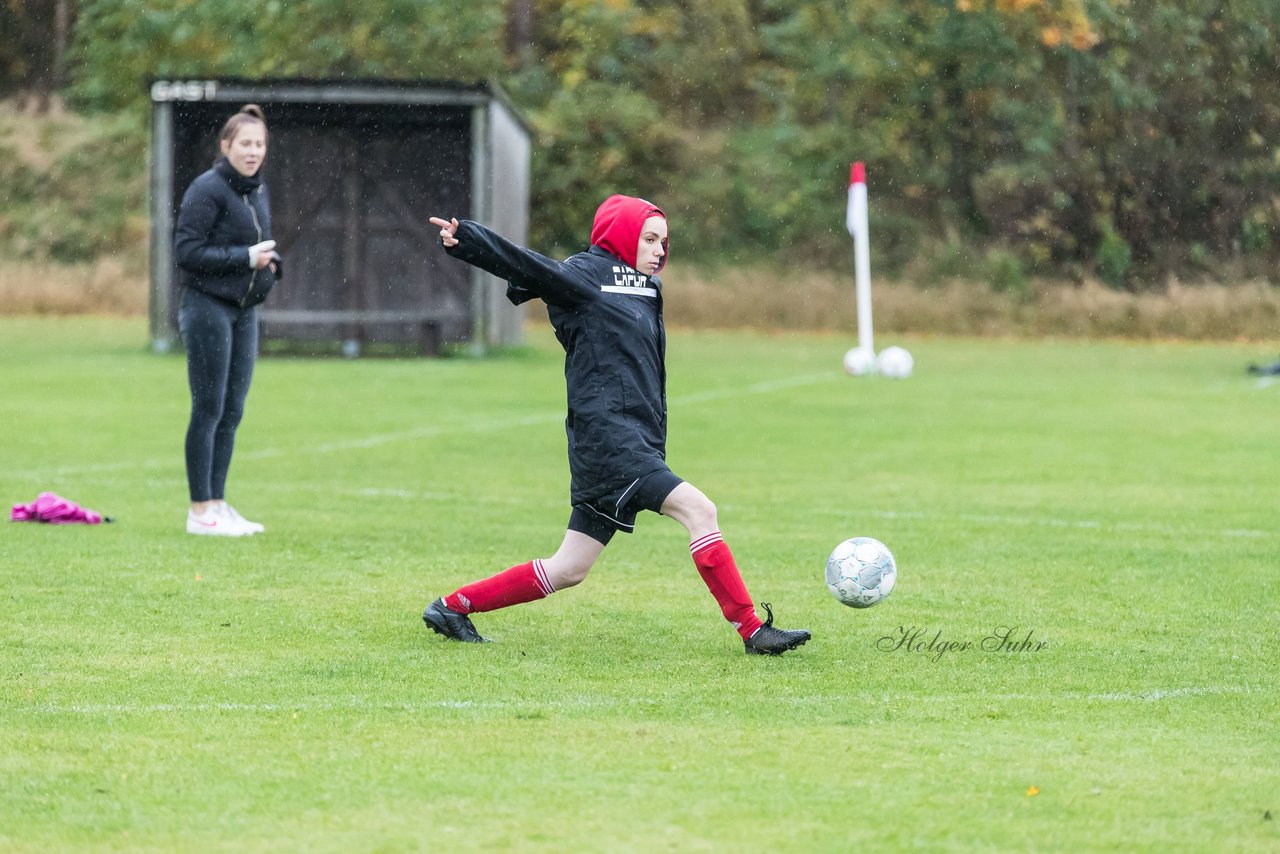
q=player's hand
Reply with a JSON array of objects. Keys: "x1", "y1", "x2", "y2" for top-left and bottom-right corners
[
  {"x1": 250, "y1": 239, "x2": 277, "y2": 269},
  {"x1": 429, "y1": 216, "x2": 460, "y2": 247}
]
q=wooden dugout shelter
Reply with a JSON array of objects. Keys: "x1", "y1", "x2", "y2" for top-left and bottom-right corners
[{"x1": 147, "y1": 77, "x2": 530, "y2": 355}]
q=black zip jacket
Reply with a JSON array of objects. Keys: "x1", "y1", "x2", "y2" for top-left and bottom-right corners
[
  {"x1": 446, "y1": 220, "x2": 668, "y2": 504},
  {"x1": 175, "y1": 158, "x2": 280, "y2": 308}
]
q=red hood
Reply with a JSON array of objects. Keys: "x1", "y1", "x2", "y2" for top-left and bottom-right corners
[{"x1": 590, "y1": 194, "x2": 667, "y2": 271}]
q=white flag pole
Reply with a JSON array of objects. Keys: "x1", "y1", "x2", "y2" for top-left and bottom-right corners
[{"x1": 847, "y1": 162, "x2": 874, "y2": 360}]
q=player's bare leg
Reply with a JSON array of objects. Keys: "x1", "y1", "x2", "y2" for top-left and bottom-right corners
[{"x1": 539, "y1": 529, "x2": 607, "y2": 590}]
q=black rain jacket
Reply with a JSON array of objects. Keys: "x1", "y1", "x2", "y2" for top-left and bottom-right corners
[
  {"x1": 446, "y1": 220, "x2": 668, "y2": 504},
  {"x1": 174, "y1": 157, "x2": 280, "y2": 308}
]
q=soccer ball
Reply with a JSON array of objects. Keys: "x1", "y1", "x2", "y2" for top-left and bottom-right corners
[
  {"x1": 877, "y1": 346, "x2": 914, "y2": 378},
  {"x1": 825, "y1": 537, "x2": 897, "y2": 608},
  {"x1": 843, "y1": 347, "x2": 876, "y2": 376}
]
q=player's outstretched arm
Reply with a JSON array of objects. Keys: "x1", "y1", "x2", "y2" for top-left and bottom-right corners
[{"x1": 426, "y1": 216, "x2": 594, "y2": 307}]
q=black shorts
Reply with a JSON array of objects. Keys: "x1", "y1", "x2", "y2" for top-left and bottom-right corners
[{"x1": 568, "y1": 468, "x2": 684, "y2": 546}]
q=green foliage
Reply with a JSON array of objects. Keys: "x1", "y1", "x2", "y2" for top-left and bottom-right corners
[
  {"x1": 38, "y1": 0, "x2": 1280, "y2": 285},
  {"x1": 69, "y1": 0, "x2": 507, "y2": 110},
  {"x1": 665, "y1": 124, "x2": 857, "y2": 265},
  {"x1": 0, "y1": 0, "x2": 69, "y2": 99},
  {"x1": 524, "y1": 80, "x2": 683, "y2": 252},
  {"x1": 516, "y1": 0, "x2": 758, "y2": 121},
  {"x1": 723, "y1": 0, "x2": 1280, "y2": 285},
  {"x1": 0, "y1": 110, "x2": 147, "y2": 261},
  {"x1": 985, "y1": 247, "x2": 1029, "y2": 297},
  {"x1": 1095, "y1": 222, "x2": 1132, "y2": 289},
  {"x1": 915, "y1": 239, "x2": 1030, "y2": 298},
  {"x1": 1051, "y1": 0, "x2": 1280, "y2": 282}
]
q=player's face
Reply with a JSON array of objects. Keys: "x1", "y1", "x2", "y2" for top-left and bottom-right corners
[
  {"x1": 220, "y1": 122, "x2": 268, "y2": 177},
  {"x1": 636, "y1": 216, "x2": 667, "y2": 275}
]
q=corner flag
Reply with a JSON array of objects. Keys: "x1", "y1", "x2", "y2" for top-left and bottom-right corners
[
  {"x1": 847, "y1": 162, "x2": 866, "y2": 237},
  {"x1": 847, "y1": 162, "x2": 874, "y2": 365}
]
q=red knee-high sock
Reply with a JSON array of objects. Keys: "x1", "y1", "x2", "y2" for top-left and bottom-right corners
[
  {"x1": 444, "y1": 560, "x2": 555, "y2": 614},
  {"x1": 690, "y1": 533, "x2": 762, "y2": 639}
]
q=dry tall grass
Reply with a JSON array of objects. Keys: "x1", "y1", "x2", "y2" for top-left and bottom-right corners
[
  {"x1": 3, "y1": 254, "x2": 1278, "y2": 341},
  {"x1": 662, "y1": 263, "x2": 1280, "y2": 341},
  {"x1": 0, "y1": 256, "x2": 148, "y2": 315}
]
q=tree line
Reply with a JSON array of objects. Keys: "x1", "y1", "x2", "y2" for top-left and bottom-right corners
[{"x1": 6, "y1": 0, "x2": 1280, "y2": 287}]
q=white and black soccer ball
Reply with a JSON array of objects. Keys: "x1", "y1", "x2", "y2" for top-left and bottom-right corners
[
  {"x1": 877, "y1": 346, "x2": 914, "y2": 378},
  {"x1": 825, "y1": 536, "x2": 897, "y2": 608}
]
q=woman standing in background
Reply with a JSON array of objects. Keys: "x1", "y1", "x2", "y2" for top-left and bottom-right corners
[{"x1": 174, "y1": 104, "x2": 281, "y2": 537}]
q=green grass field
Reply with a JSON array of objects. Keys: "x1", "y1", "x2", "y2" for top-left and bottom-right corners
[{"x1": 2, "y1": 316, "x2": 1278, "y2": 852}]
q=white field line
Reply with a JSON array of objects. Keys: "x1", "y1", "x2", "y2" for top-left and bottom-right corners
[
  {"x1": 9, "y1": 684, "x2": 1259, "y2": 717},
  {"x1": 4, "y1": 371, "x2": 837, "y2": 481},
  {"x1": 1085, "y1": 686, "x2": 1247, "y2": 702}
]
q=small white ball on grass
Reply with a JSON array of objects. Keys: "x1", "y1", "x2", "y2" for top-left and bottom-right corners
[
  {"x1": 877, "y1": 346, "x2": 914, "y2": 378},
  {"x1": 843, "y1": 347, "x2": 876, "y2": 376}
]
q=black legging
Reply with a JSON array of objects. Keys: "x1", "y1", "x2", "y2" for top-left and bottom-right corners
[{"x1": 179, "y1": 287, "x2": 258, "y2": 502}]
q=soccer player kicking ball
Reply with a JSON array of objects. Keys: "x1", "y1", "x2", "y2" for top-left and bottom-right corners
[{"x1": 423, "y1": 196, "x2": 810, "y2": 656}]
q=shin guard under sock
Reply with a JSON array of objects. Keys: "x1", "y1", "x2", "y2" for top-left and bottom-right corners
[
  {"x1": 444, "y1": 560, "x2": 555, "y2": 614},
  {"x1": 690, "y1": 533, "x2": 762, "y2": 639}
]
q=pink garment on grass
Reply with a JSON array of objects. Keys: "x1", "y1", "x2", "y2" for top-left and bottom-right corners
[{"x1": 10, "y1": 492, "x2": 107, "y2": 524}]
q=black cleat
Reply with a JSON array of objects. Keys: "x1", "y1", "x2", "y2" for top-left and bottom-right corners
[
  {"x1": 744, "y1": 602, "x2": 811, "y2": 656},
  {"x1": 423, "y1": 598, "x2": 491, "y2": 643}
]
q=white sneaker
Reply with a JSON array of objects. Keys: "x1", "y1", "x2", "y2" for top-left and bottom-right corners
[
  {"x1": 187, "y1": 506, "x2": 249, "y2": 537},
  {"x1": 221, "y1": 503, "x2": 264, "y2": 534}
]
